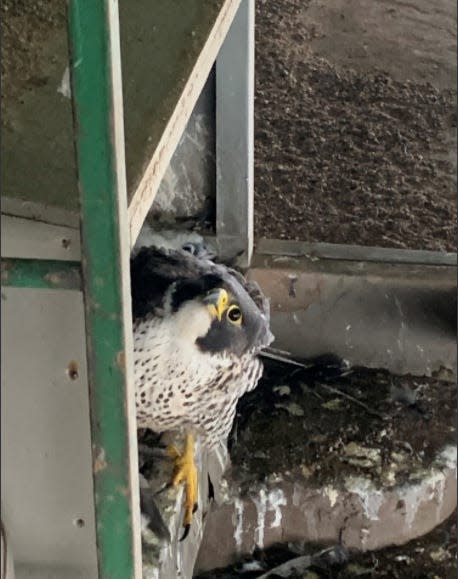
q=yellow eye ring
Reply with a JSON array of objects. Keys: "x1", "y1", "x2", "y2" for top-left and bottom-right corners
[{"x1": 227, "y1": 305, "x2": 242, "y2": 325}]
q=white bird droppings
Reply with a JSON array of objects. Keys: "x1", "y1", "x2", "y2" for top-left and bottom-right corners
[
  {"x1": 233, "y1": 498, "x2": 245, "y2": 552},
  {"x1": 252, "y1": 488, "x2": 287, "y2": 549}
]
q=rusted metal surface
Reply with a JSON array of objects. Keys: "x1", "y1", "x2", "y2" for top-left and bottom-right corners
[
  {"x1": 1, "y1": 258, "x2": 81, "y2": 290},
  {"x1": 68, "y1": 0, "x2": 141, "y2": 577},
  {"x1": 1, "y1": 287, "x2": 98, "y2": 575}
]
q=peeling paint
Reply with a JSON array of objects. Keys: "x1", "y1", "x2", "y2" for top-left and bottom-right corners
[
  {"x1": 93, "y1": 448, "x2": 107, "y2": 474},
  {"x1": 116, "y1": 350, "x2": 126, "y2": 372},
  {"x1": 45, "y1": 273, "x2": 62, "y2": 285}
]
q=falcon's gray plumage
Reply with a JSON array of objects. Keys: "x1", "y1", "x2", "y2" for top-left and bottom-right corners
[
  {"x1": 131, "y1": 246, "x2": 273, "y2": 447},
  {"x1": 132, "y1": 224, "x2": 215, "y2": 260}
]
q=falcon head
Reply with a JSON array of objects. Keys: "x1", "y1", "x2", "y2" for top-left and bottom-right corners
[
  {"x1": 131, "y1": 247, "x2": 273, "y2": 357},
  {"x1": 170, "y1": 273, "x2": 274, "y2": 357}
]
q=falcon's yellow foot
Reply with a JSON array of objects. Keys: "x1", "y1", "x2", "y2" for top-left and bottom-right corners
[{"x1": 167, "y1": 433, "x2": 198, "y2": 541}]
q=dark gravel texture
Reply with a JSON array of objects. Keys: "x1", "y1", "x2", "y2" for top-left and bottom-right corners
[
  {"x1": 196, "y1": 359, "x2": 457, "y2": 579},
  {"x1": 254, "y1": 0, "x2": 457, "y2": 251},
  {"x1": 229, "y1": 361, "x2": 456, "y2": 492},
  {"x1": 1, "y1": 0, "x2": 66, "y2": 116}
]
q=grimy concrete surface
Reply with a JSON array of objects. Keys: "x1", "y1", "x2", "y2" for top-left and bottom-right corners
[
  {"x1": 195, "y1": 446, "x2": 457, "y2": 573},
  {"x1": 306, "y1": 0, "x2": 456, "y2": 90},
  {"x1": 248, "y1": 253, "x2": 457, "y2": 379},
  {"x1": 305, "y1": 0, "x2": 457, "y2": 181}
]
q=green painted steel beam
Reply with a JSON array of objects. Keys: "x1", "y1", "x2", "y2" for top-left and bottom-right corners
[
  {"x1": 1, "y1": 258, "x2": 82, "y2": 290},
  {"x1": 67, "y1": 1, "x2": 141, "y2": 578}
]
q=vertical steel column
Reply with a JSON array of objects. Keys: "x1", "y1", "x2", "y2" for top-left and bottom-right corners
[
  {"x1": 216, "y1": 0, "x2": 255, "y2": 267},
  {"x1": 67, "y1": 1, "x2": 141, "y2": 577}
]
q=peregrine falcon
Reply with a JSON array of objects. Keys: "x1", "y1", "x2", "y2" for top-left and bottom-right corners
[{"x1": 131, "y1": 246, "x2": 273, "y2": 537}]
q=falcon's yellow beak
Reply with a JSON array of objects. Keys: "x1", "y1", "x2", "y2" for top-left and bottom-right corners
[{"x1": 204, "y1": 288, "x2": 229, "y2": 321}]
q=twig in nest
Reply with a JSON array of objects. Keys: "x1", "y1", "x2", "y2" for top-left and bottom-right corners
[{"x1": 317, "y1": 382, "x2": 388, "y2": 421}]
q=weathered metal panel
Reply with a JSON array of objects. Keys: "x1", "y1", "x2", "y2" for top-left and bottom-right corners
[
  {"x1": 1, "y1": 259, "x2": 81, "y2": 290},
  {"x1": 1, "y1": 198, "x2": 79, "y2": 230},
  {"x1": 1, "y1": 216, "x2": 81, "y2": 262},
  {"x1": 1, "y1": 288, "x2": 97, "y2": 577},
  {"x1": 216, "y1": 0, "x2": 255, "y2": 266}
]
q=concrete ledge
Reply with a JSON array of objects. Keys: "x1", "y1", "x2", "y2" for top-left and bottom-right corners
[
  {"x1": 256, "y1": 238, "x2": 457, "y2": 266},
  {"x1": 247, "y1": 251, "x2": 456, "y2": 378},
  {"x1": 195, "y1": 446, "x2": 457, "y2": 573}
]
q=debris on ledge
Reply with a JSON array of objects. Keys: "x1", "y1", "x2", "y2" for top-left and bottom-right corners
[{"x1": 195, "y1": 361, "x2": 457, "y2": 573}]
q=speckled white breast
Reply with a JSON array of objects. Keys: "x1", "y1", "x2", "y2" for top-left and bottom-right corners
[{"x1": 133, "y1": 314, "x2": 263, "y2": 446}]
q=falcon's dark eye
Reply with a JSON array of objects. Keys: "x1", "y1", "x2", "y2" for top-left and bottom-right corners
[
  {"x1": 227, "y1": 305, "x2": 242, "y2": 325},
  {"x1": 182, "y1": 243, "x2": 196, "y2": 255}
]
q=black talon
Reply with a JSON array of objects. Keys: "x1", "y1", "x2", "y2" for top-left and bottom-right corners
[
  {"x1": 180, "y1": 524, "x2": 191, "y2": 541},
  {"x1": 193, "y1": 502, "x2": 198, "y2": 514}
]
